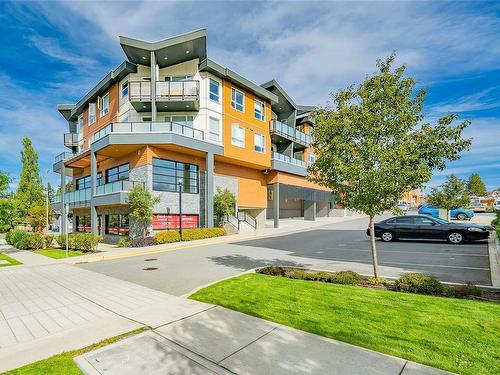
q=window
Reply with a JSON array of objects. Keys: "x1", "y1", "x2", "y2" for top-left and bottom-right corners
[
  {"x1": 164, "y1": 75, "x2": 194, "y2": 82},
  {"x1": 88, "y1": 103, "x2": 96, "y2": 125},
  {"x1": 105, "y1": 214, "x2": 129, "y2": 236},
  {"x1": 254, "y1": 133, "x2": 266, "y2": 153},
  {"x1": 141, "y1": 77, "x2": 151, "y2": 81},
  {"x1": 394, "y1": 217, "x2": 414, "y2": 224},
  {"x1": 96, "y1": 172, "x2": 103, "y2": 186},
  {"x1": 231, "y1": 88, "x2": 244, "y2": 112},
  {"x1": 308, "y1": 153, "x2": 316, "y2": 165},
  {"x1": 209, "y1": 117, "x2": 220, "y2": 142},
  {"x1": 231, "y1": 124, "x2": 245, "y2": 147},
  {"x1": 99, "y1": 93, "x2": 109, "y2": 117},
  {"x1": 414, "y1": 217, "x2": 436, "y2": 225},
  {"x1": 254, "y1": 99, "x2": 265, "y2": 121},
  {"x1": 152, "y1": 157, "x2": 198, "y2": 194},
  {"x1": 165, "y1": 115, "x2": 194, "y2": 127},
  {"x1": 76, "y1": 216, "x2": 91, "y2": 233},
  {"x1": 77, "y1": 115, "x2": 84, "y2": 133},
  {"x1": 105, "y1": 163, "x2": 129, "y2": 183},
  {"x1": 142, "y1": 117, "x2": 152, "y2": 122},
  {"x1": 209, "y1": 79, "x2": 220, "y2": 103},
  {"x1": 76, "y1": 173, "x2": 103, "y2": 190},
  {"x1": 121, "y1": 81, "x2": 129, "y2": 98}
]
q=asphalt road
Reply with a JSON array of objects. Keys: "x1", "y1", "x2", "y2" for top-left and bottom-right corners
[{"x1": 79, "y1": 215, "x2": 491, "y2": 296}]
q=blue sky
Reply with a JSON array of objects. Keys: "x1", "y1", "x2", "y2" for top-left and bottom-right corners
[{"x1": 0, "y1": 1, "x2": 499, "y2": 192}]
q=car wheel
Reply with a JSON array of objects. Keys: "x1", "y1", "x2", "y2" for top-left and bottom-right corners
[
  {"x1": 456, "y1": 213, "x2": 466, "y2": 221},
  {"x1": 381, "y1": 231, "x2": 394, "y2": 242},
  {"x1": 447, "y1": 231, "x2": 464, "y2": 244}
]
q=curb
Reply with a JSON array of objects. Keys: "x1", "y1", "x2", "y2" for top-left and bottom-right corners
[{"x1": 487, "y1": 230, "x2": 500, "y2": 288}]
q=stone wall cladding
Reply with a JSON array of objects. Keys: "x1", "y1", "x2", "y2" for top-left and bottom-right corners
[
  {"x1": 129, "y1": 165, "x2": 151, "y2": 189},
  {"x1": 153, "y1": 191, "x2": 200, "y2": 215},
  {"x1": 214, "y1": 174, "x2": 238, "y2": 196}
]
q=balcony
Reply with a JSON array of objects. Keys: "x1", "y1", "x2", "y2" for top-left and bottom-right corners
[
  {"x1": 64, "y1": 132, "x2": 82, "y2": 148},
  {"x1": 129, "y1": 80, "x2": 200, "y2": 112},
  {"x1": 91, "y1": 121, "x2": 204, "y2": 144},
  {"x1": 53, "y1": 188, "x2": 91, "y2": 205},
  {"x1": 54, "y1": 152, "x2": 76, "y2": 164},
  {"x1": 95, "y1": 180, "x2": 144, "y2": 196},
  {"x1": 271, "y1": 151, "x2": 307, "y2": 177},
  {"x1": 270, "y1": 120, "x2": 312, "y2": 148}
]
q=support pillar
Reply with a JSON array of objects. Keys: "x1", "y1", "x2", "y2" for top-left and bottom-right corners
[
  {"x1": 90, "y1": 150, "x2": 98, "y2": 235},
  {"x1": 60, "y1": 166, "x2": 67, "y2": 235},
  {"x1": 273, "y1": 183, "x2": 280, "y2": 228},
  {"x1": 206, "y1": 152, "x2": 214, "y2": 227},
  {"x1": 304, "y1": 200, "x2": 316, "y2": 221},
  {"x1": 150, "y1": 51, "x2": 157, "y2": 122}
]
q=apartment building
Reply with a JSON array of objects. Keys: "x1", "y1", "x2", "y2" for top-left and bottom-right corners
[{"x1": 52, "y1": 29, "x2": 332, "y2": 242}]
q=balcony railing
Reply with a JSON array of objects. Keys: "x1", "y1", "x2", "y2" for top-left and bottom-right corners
[
  {"x1": 64, "y1": 132, "x2": 82, "y2": 147},
  {"x1": 129, "y1": 80, "x2": 199, "y2": 101},
  {"x1": 53, "y1": 188, "x2": 91, "y2": 204},
  {"x1": 91, "y1": 121, "x2": 205, "y2": 143},
  {"x1": 272, "y1": 152, "x2": 307, "y2": 168},
  {"x1": 54, "y1": 152, "x2": 76, "y2": 163},
  {"x1": 95, "y1": 180, "x2": 144, "y2": 195},
  {"x1": 270, "y1": 120, "x2": 312, "y2": 146}
]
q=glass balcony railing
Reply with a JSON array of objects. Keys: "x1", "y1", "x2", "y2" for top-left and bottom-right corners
[
  {"x1": 64, "y1": 132, "x2": 82, "y2": 147},
  {"x1": 53, "y1": 188, "x2": 91, "y2": 204},
  {"x1": 272, "y1": 152, "x2": 307, "y2": 168},
  {"x1": 91, "y1": 121, "x2": 205, "y2": 143},
  {"x1": 270, "y1": 120, "x2": 312, "y2": 146},
  {"x1": 54, "y1": 152, "x2": 76, "y2": 163},
  {"x1": 95, "y1": 180, "x2": 144, "y2": 195},
  {"x1": 129, "y1": 80, "x2": 199, "y2": 101}
]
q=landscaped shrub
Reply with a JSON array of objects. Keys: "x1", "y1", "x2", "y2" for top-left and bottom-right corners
[
  {"x1": 180, "y1": 228, "x2": 226, "y2": 241},
  {"x1": 117, "y1": 237, "x2": 132, "y2": 247},
  {"x1": 28, "y1": 233, "x2": 45, "y2": 250},
  {"x1": 6, "y1": 229, "x2": 31, "y2": 250},
  {"x1": 154, "y1": 230, "x2": 181, "y2": 244},
  {"x1": 257, "y1": 266, "x2": 287, "y2": 276},
  {"x1": 366, "y1": 277, "x2": 389, "y2": 285},
  {"x1": 56, "y1": 233, "x2": 101, "y2": 251},
  {"x1": 329, "y1": 270, "x2": 362, "y2": 285},
  {"x1": 394, "y1": 273, "x2": 444, "y2": 295},
  {"x1": 132, "y1": 236, "x2": 157, "y2": 247},
  {"x1": 453, "y1": 282, "x2": 482, "y2": 298},
  {"x1": 44, "y1": 234, "x2": 55, "y2": 248},
  {"x1": 258, "y1": 267, "x2": 362, "y2": 285}
]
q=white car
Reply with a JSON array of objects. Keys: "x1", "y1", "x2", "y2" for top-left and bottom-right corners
[{"x1": 469, "y1": 203, "x2": 487, "y2": 213}]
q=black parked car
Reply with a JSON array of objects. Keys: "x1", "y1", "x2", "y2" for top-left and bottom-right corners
[{"x1": 366, "y1": 215, "x2": 489, "y2": 244}]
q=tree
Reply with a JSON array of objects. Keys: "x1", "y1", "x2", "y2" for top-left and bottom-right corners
[
  {"x1": 0, "y1": 198, "x2": 19, "y2": 232},
  {"x1": 467, "y1": 173, "x2": 487, "y2": 196},
  {"x1": 127, "y1": 185, "x2": 160, "y2": 238},
  {"x1": 213, "y1": 187, "x2": 236, "y2": 224},
  {"x1": 0, "y1": 170, "x2": 9, "y2": 195},
  {"x1": 427, "y1": 175, "x2": 470, "y2": 213},
  {"x1": 309, "y1": 54, "x2": 471, "y2": 277},
  {"x1": 16, "y1": 138, "x2": 44, "y2": 215},
  {"x1": 28, "y1": 204, "x2": 53, "y2": 233}
]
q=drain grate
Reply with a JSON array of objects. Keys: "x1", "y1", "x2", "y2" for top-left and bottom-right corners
[
  {"x1": 144, "y1": 258, "x2": 157, "y2": 261},
  {"x1": 142, "y1": 267, "x2": 158, "y2": 271}
]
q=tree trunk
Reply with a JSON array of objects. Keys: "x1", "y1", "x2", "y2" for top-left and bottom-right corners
[{"x1": 369, "y1": 216, "x2": 379, "y2": 278}]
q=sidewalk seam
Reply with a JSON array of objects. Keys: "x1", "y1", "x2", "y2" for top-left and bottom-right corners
[{"x1": 398, "y1": 360, "x2": 408, "y2": 375}]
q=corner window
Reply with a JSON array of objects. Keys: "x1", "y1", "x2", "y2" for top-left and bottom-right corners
[
  {"x1": 231, "y1": 88, "x2": 244, "y2": 112},
  {"x1": 121, "y1": 81, "x2": 129, "y2": 98},
  {"x1": 254, "y1": 99, "x2": 265, "y2": 121},
  {"x1": 231, "y1": 124, "x2": 245, "y2": 148},
  {"x1": 254, "y1": 133, "x2": 266, "y2": 153},
  {"x1": 105, "y1": 163, "x2": 129, "y2": 183},
  {"x1": 99, "y1": 93, "x2": 109, "y2": 117},
  {"x1": 209, "y1": 79, "x2": 220, "y2": 103},
  {"x1": 152, "y1": 157, "x2": 199, "y2": 194},
  {"x1": 88, "y1": 103, "x2": 96, "y2": 125},
  {"x1": 209, "y1": 117, "x2": 220, "y2": 142}
]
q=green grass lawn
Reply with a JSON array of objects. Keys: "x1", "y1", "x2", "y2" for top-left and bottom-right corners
[
  {"x1": 190, "y1": 273, "x2": 500, "y2": 375},
  {"x1": 3, "y1": 328, "x2": 144, "y2": 375},
  {"x1": 34, "y1": 248, "x2": 86, "y2": 259},
  {"x1": 0, "y1": 253, "x2": 22, "y2": 267}
]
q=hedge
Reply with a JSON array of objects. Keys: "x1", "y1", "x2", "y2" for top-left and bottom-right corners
[
  {"x1": 153, "y1": 228, "x2": 226, "y2": 244},
  {"x1": 6, "y1": 230, "x2": 50, "y2": 250},
  {"x1": 56, "y1": 233, "x2": 102, "y2": 251},
  {"x1": 154, "y1": 231, "x2": 181, "y2": 244}
]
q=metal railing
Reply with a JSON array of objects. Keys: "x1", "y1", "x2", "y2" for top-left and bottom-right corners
[
  {"x1": 224, "y1": 214, "x2": 240, "y2": 231},
  {"x1": 237, "y1": 211, "x2": 257, "y2": 229},
  {"x1": 95, "y1": 180, "x2": 144, "y2": 195},
  {"x1": 129, "y1": 80, "x2": 199, "y2": 101},
  {"x1": 270, "y1": 120, "x2": 312, "y2": 146},
  {"x1": 54, "y1": 152, "x2": 76, "y2": 163},
  {"x1": 272, "y1": 152, "x2": 307, "y2": 168},
  {"x1": 53, "y1": 188, "x2": 91, "y2": 204},
  {"x1": 64, "y1": 132, "x2": 83, "y2": 147},
  {"x1": 91, "y1": 121, "x2": 205, "y2": 143}
]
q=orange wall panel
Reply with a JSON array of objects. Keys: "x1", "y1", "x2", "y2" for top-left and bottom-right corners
[{"x1": 266, "y1": 171, "x2": 331, "y2": 192}]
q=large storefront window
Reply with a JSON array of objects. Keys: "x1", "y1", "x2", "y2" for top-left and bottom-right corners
[
  {"x1": 76, "y1": 216, "x2": 91, "y2": 232},
  {"x1": 105, "y1": 214, "x2": 129, "y2": 236},
  {"x1": 106, "y1": 164, "x2": 129, "y2": 183},
  {"x1": 152, "y1": 157, "x2": 198, "y2": 193}
]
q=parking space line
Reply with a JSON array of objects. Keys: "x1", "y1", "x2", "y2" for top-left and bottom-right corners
[{"x1": 380, "y1": 261, "x2": 490, "y2": 271}]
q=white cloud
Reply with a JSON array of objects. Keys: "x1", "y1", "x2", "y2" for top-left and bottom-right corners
[
  {"x1": 28, "y1": 35, "x2": 98, "y2": 66},
  {"x1": 432, "y1": 88, "x2": 500, "y2": 114}
]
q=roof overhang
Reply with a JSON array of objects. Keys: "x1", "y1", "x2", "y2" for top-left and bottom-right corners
[
  {"x1": 199, "y1": 59, "x2": 278, "y2": 104},
  {"x1": 57, "y1": 104, "x2": 75, "y2": 121},
  {"x1": 120, "y1": 29, "x2": 207, "y2": 68},
  {"x1": 261, "y1": 80, "x2": 297, "y2": 114}
]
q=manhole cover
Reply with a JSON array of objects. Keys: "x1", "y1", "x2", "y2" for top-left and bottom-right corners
[
  {"x1": 143, "y1": 267, "x2": 158, "y2": 271},
  {"x1": 144, "y1": 258, "x2": 157, "y2": 261}
]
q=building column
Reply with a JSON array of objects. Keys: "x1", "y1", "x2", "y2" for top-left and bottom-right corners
[
  {"x1": 90, "y1": 150, "x2": 98, "y2": 235},
  {"x1": 273, "y1": 183, "x2": 279, "y2": 228},
  {"x1": 60, "y1": 166, "x2": 67, "y2": 235},
  {"x1": 304, "y1": 200, "x2": 316, "y2": 221},
  {"x1": 206, "y1": 152, "x2": 214, "y2": 227},
  {"x1": 150, "y1": 51, "x2": 157, "y2": 122}
]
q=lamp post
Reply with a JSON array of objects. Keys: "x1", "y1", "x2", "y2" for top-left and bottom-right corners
[
  {"x1": 178, "y1": 179, "x2": 183, "y2": 240},
  {"x1": 45, "y1": 169, "x2": 49, "y2": 233}
]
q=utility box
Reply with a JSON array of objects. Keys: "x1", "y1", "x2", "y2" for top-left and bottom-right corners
[{"x1": 438, "y1": 208, "x2": 448, "y2": 220}]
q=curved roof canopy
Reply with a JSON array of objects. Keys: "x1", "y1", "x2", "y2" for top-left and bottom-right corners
[{"x1": 119, "y1": 29, "x2": 207, "y2": 68}]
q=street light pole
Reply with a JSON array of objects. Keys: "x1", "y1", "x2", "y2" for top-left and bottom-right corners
[
  {"x1": 45, "y1": 170, "x2": 49, "y2": 233},
  {"x1": 178, "y1": 180, "x2": 183, "y2": 240}
]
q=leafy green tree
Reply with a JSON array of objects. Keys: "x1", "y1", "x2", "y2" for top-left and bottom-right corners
[
  {"x1": 16, "y1": 138, "x2": 44, "y2": 215},
  {"x1": 0, "y1": 170, "x2": 9, "y2": 195},
  {"x1": 0, "y1": 198, "x2": 19, "y2": 232},
  {"x1": 309, "y1": 54, "x2": 471, "y2": 277},
  {"x1": 28, "y1": 204, "x2": 53, "y2": 233},
  {"x1": 427, "y1": 175, "x2": 470, "y2": 213},
  {"x1": 127, "y1": 185, "x2": 160, "y2": 238},
  {"x1": 213, "y1": 187, "x2": 236, "y2": 224},
  {"x1": 467, "y1": 173, "x2": 487, "y2": 196}
]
